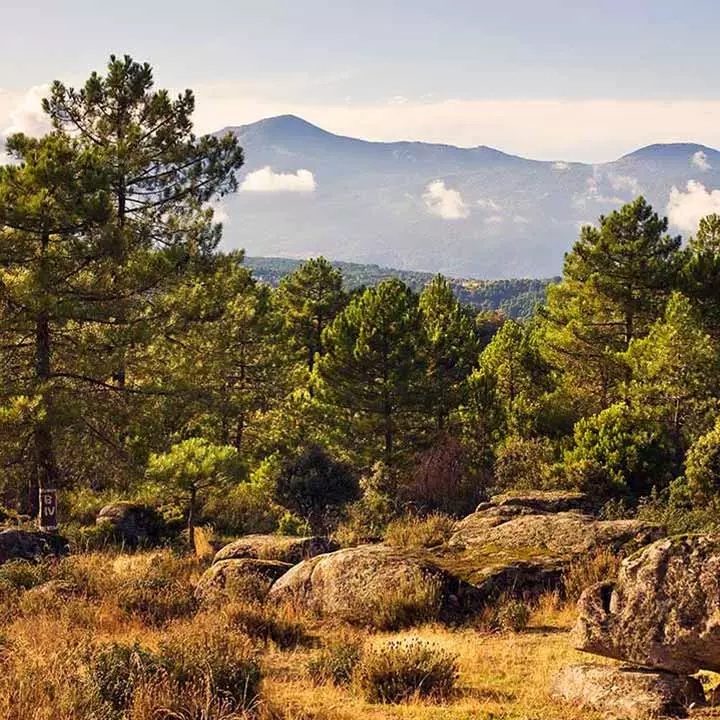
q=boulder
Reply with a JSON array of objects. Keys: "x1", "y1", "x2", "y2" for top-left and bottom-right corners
[
  {"x1": 96, "y1": 503, "x2": 164, "y2": 546},
  {"x1": 479, "y1": 490, "x2": 595, "y2": 515},
  {"x1": 449, "y1": 510, "x2": 663, "y2": 557},
  {"x1": 195, "y1": 558, "x2": 292, "y2": 603},
  {"x1": 0, "y1": 528, "x2": 67, "y2": 564},
  {"x1": 552, "y1": 664, "x2": 705, "y2": 719},
  {"x1": 267, "y1": 544, "x2": 480, "y2": 625},
  {"x1": 573, "y1": 535, "x2": 720, "y2": 674},
  {"x1": 213, "y1": 534, "x2": 338, "y2": 565}
]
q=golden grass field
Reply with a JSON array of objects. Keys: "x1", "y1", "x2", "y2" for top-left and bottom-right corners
[{"x1": 0, "y1": 550, "x2": 718, "y2": 720}]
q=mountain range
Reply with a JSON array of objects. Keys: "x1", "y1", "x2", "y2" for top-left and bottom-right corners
[{"x1": 214, "y1": 115, "x2": 720, "y2": 278}]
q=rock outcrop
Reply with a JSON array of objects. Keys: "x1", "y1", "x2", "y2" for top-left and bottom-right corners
[
  {"x1": 267, "y1": 544, "x2": 479, "y2": 625},
  {"x1": 213, "y1": 534, "x2": 337, "y2": 565},
  {"x1": 195, "y1": 558, "x2": 292, "y2": 603},
  {"x1": 436, "y1": 492, "x2": 663, "y2": 597},
  {"x1": 449, "y1": 508, "x2": 662, "y2": 557},
  {"x1": 0, "y1": 528, "x2": 67, "y2": 564},
  {"x1": 573, "y1": 534, "x2": 720, "y2": 674},
  {"x1": 96, "y1": 503, "x2": 164, "y2": 546},
  {"x1": 552, "y1": 664, "x2": 705, "y2": 719}
]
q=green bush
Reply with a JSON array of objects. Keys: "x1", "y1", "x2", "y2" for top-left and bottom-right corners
[
  {"x1": 0, "y1": 560, "x2": 51, "y2": 591},
  {"x1": 274, "y1": 445, "x2": 359, "y2": 533},
  {"x1": 493, "y1": 435, "x2": 558, "y2": 492},
  {"x1": 496, "y1": 599, "x2": 531, "y2": 632},
  {"x1": 356, "y1": 639, "x2": 459, "y2": 703},
  {"x1": 87, "y1": 642, "x2": 161, "y2": 712},
  {"x1": 685, "y1": 418, "x2": 720, "y2": 507},
  {"x1": 565, "y1": 403, "x2": 676, "y2": 501},
  {"x1": 307, "y1": 636, "x2": 363, "y2": 686}
]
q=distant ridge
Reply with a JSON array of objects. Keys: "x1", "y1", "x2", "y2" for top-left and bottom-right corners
[{"x1": 213, "y1": 115, "x2": 720, "y2": 278}]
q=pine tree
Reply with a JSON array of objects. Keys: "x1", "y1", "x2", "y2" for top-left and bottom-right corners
[
  {"x1": 419, "y1": 275, "x2": 479, "y2": 431},
  {"x1": 625, "y1": 292, "x2": 719, "y2": 449},
  {"x1": 0, "y1": 132, "x2": 111, "y2": 511},
  {"x1": 681, "y1": 214, "x2": 720, "y2": 337},
  {"x1": 564, "y1": 197, "x2": 681, "y2": 348},
  {"x1": 317, "y1": 279, "x2": 426, "y2": 465},
  {"x1": 275, "y1": 257, "x2": 347, "y2": 374}
]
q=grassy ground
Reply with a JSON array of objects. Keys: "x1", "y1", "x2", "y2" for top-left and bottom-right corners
[{"x1": 0, "y1": 549, "x2": 717, "y2": 719}]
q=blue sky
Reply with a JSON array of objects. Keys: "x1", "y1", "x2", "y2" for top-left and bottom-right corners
[{"x1": 2, "y1": 0, "x2": 720, "y2": 160}]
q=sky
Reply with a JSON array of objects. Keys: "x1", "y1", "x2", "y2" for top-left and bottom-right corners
[{"x1": 1, "y1": 0, "x2": 720, "y2": 161}]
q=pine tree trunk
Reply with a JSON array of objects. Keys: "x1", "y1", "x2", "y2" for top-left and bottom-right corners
[{"x1": 31, "y1": 233, "x2": 59, "y2": 517}]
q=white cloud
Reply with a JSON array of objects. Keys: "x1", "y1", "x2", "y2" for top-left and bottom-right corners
[
  {"x1": 240, "y1": 166, "x2": 316, "y2": 193},
  {"x1": 484, "y1": 214, "x2": 504, "y2": 225},
  {"x1": 477, "y1": 198, "x2": 501, "y2": 211},
  {"x1": 608, "y1": 173, "x2": 642, "y2": 197},
  {"x1": 553, "y1": 161, "x2": 570, "y2": 171},
  {"x1": 2, "y1": 85, "x2": 51, "y2": 139},
  {"x1": 423, "y1": 180, "x2": 470, "y2": 220},
  {"x1": 667, "y1": 180, "x2": 720, "y2": 234},
  {"x1": 513, "y1": 215, "x2": 530, "y2": 224},
  {"x1": 692, "y1": 150, "x2": 712, "y2": 171}
]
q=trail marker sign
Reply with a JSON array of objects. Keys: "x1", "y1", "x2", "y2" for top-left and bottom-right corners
[{"x1": 38, "y1": 488, "x2": 58, "y2": 531}]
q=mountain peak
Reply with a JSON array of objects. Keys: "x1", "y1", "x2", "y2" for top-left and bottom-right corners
[{"x1": 619, "y1": 142, "x2": 719, "y2": 162}]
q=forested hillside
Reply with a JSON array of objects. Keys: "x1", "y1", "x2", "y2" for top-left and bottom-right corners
[
  {"x1": 246, "y1": 256, "x2": 554, "y2": 319},
  {"x1": 4, "y1": 53, "x2": 720, "y2": 720},
  {"x1": 0, "y1": 54, "x2": 719, "y2": 551}
]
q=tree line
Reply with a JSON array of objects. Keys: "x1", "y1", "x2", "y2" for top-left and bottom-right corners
[{"x1": 2, "y1": 56, "x2": 720, "y2": 547}]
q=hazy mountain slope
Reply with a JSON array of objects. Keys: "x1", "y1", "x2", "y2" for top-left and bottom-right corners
[{"x1": 215, "y1": 116, "x2": 720, "y2": 278}]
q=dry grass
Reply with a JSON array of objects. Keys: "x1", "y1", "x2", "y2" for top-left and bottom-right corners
[
  {"x1": 384, "y1": 514, "x2": 456, "y2": 550},
  {"x1": 0, "y1": 549, "x2": 716, "y2": 720}
]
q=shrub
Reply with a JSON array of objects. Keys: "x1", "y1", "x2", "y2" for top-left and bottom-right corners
[
  {"x1": 307, "y1": 635, "x2": 363, "y2": 686},
  {"x1": 384, "y1": 513, "x2": 455, "y2": 549},
  {"x1": 224, "y1": 601, "x2": 309, "y2": 649},
  {"x1": 87, "y1": 641, "x2": 161, "y2": 712},
  {"x1": 334, "y1": 463, "x2": 398, "y2": 546},
  {"x1": 403, "y1": 435, "x2": 479, "y2": 515},
  {"x1": 356, "y1": 639, "x2": 459, "y2": 703},
  {"x1": 366, "y1": 571, "x2": 443, "y2": 631},
  {"x1": 493, "y1": 435, "x2": 557, "y2": 492},
  {"x1": 0, "y1": 560, "x2": 51, "y2": 591},
  {"x1": 563, "y1": 547, "x2": 621, "y2": 603},
  {"x1": 496, "y1": 599, "x2": 531, "y2": 632},
  {"x1": 565, "y1": 403, "x2": 676, "y2": 501},
  {"x1": 116, "y1": 552, "x2": 199, "y2": 626},
  {"x1": 159, "y1": 624, "x2": 261, "y2": 713},
  {"x1": 274, "y1": 445, "x2": 359, "y2": 533},
  {"x1": 685, "y1": 418, "x2": 720, "y2": 507}
]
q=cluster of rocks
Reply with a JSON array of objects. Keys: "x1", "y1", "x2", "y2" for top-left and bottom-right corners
[
  {"x1": 194, "y1": 491, "x2": 669, "y2": 629},
  {"x1": 553, "y1": 534, "x2": 720, "y2": 718}
]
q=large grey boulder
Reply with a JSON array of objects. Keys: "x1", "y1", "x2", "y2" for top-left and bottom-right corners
[
  {"x1": 195, "y1": 558, "x2": 291, "y2": 604},
  {"x1": 267, "y1": 544, "x2": 479, "y2": 626},
  {"x1": 449, "y1": 510, "x2": 663, "y2": 557},
  {"x1": 0, "y1": 528, "x2": 67, "y2": 564},
  {"x1": 552, "y1": 664, "x2": 705, "y2": 719},
  {"x1": 213, "y1": 534, "x2": 337, "y2": 565},
  {"x1": 96, "y1": 503, "x2": 164, "y2": 546},
  {"x1": 573, "y1": 535, "x2": 720, "y2": 674}
]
